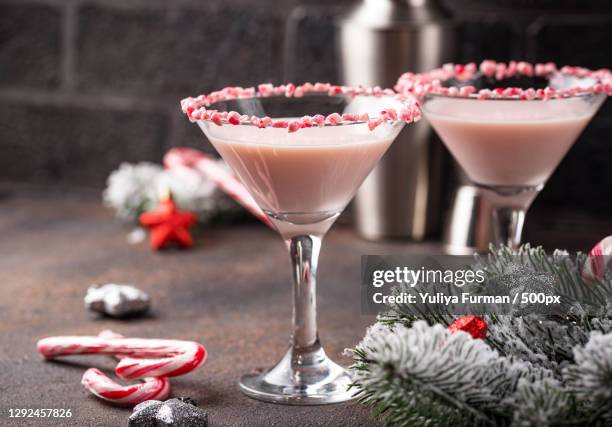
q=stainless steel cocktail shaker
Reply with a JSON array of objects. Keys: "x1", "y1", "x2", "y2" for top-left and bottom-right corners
[{"x1": 337, "y1": 0, "x2": 455, "y2": 240}]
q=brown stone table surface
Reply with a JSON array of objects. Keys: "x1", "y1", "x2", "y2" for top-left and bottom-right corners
[
  {"x1": 0, "y1": 191, "x2": 447, "y2": 427},
  {"x1": 1, "y1": 189, "x2": 607, "y2": 426}
]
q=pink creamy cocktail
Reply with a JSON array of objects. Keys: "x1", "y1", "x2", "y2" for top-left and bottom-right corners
[
  {"x1": 203, "y1": 123, "x2": 394, "y2": 235},
  {"x1": 181, "y1": 83, "x2": 420, "y2": 405},
  {"x1": 397, "y1": 60, "x2": 610, "y2": 249},
  {"x1": 424, "y1": 97, "x2": 596, "y2": 187}
]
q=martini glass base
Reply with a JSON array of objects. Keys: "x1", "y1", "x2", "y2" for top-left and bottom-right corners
[{"x1": 239, "y1": 341, "x2": 354, "y2": 405}]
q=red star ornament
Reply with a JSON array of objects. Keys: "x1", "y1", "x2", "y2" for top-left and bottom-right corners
[{"x1": 139, "y1": 192, "x2": 197, "y2": 250}]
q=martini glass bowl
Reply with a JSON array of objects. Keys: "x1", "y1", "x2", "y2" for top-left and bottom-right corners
[
  {"x1": 190, "y1": 90, "x2": 412, "y2": 404},
  {"x1": 421, "y1": 76, "x2": 606, "y2": 250}
]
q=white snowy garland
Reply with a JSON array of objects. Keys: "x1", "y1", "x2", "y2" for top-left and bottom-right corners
[{"x1": 103, "y1": 161, "x2": 237, "y2": 224}]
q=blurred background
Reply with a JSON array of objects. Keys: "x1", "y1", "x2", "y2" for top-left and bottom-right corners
[{"x1": 0, "y1": 0, "x2": 610, "y2": 249}]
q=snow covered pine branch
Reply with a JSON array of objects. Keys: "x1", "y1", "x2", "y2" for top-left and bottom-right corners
[{"x1": 349, "y1": 244, "x2": 612, "y2": 426}]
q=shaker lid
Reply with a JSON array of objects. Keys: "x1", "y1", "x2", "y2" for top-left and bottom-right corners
[{"x1": 339, "y1": 0, "x2": 453, "y2": 30}]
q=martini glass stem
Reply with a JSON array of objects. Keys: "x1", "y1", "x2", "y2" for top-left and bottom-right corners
[
  {"x1": 238, "y1": 231, "x2": 352, "y2": 404},
  {"x1": 287, "y1": 234, "x2": 321, "y2": 349},
  {"x1": 493, "y1": 206, "x2": 526, "y2": 250}
]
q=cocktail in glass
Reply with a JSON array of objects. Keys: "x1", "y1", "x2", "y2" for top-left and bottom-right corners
[
  {"x1": 398, "y1": 62, "x2": 609, "y2": 249},
  {"x1": 181, "y1": 84, "x2": 419, "y2": 404}
]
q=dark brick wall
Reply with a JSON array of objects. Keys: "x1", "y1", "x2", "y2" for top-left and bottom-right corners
[
  {"x1": 0, "y1": 3, "x2": 61, "y2": 88},
  {"x1": 0, "y1": 0, "x2": 610, "y2": 217},
  {"x1": 0, "y1": 102, "x2": 167, "y2": 184},
  {"x1": 76, "y1": 4, "x2": 283, "y2": 96}
]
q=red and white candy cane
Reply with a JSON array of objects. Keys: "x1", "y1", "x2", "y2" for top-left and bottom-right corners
[
  {"x1": 582, "y1": 235, "x2": 612, "y2": 284},
  {"x1": 81, "y1": 368, "x2": 170, "y2": 406},
  {"x1": 164, "y1": 147, "x2": 273, "y2": 228},
  {"x1": 37, "y1": 335, "x2": 206, "y2": 379},
  {"x1": 77, "y1": 330, "x2": 171, "y2": 406}
]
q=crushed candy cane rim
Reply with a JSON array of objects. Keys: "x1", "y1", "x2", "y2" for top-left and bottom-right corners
[
  {"x1": 395, "y1": 60, "x2": 612, "y2": 101},
  {"x1": 180, "y1": 82, "x2": 421, "y2": 132}
]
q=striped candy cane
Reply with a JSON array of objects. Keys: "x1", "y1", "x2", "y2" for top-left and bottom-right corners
[
  {"x1": 81, "y1": 368, "x2": 170, "y2": 406},
  {"x1": 78, "y1": 331, "x2": 171, "y2": 406},
  {"x1": 582, "y1": 235, "x2": 612, "y2": 284},
  {"x1": 37, "y1": 336, "x2": 206, "y2": 379},
  {"x1": 163, "y1": 147, "x2": 273, "y2": 227}
]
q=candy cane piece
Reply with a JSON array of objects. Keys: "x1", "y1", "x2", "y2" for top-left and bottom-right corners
[
  {"x1": 98, "y1": 330, "x2": 136, "y2": 363},
  {"x1": 163, "y1": 147, "x2": 273, "y2": 228},
  {"x1": 81, "y1": 368, "x2": 170, "y2": 406},
  {"x1": 582, "y1": 235, "x2": 612, "y2": 284},
  {"x1": 37, "y1": 336, "x2": 206, "y2": 380},
  {"x1": 70, "y1": 331, "x2": 172, "y2": 407}
]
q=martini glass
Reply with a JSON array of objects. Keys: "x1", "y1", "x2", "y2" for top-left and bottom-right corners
[
  {"x1": 188, "y1": 89, "x2": 413, "y2": 404},
  {"x1": 421, "y1": 77, "x2": 606, "y2": 250}
]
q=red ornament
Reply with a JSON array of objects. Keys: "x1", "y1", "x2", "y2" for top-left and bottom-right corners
[
  {"x1": 139, "y1": 192, "x2": 197, "y2": 250},
  {"x1": 448, "y1": 316, "x2": 487, "y2": 339}
]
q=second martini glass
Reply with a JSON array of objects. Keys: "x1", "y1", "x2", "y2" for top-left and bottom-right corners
[
  {"x1": 181, "y1": 84, "x2": 419, "y2": 404},
  {"x1": 397, "y1": 61, "x2": 609, "y2": 250}
]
